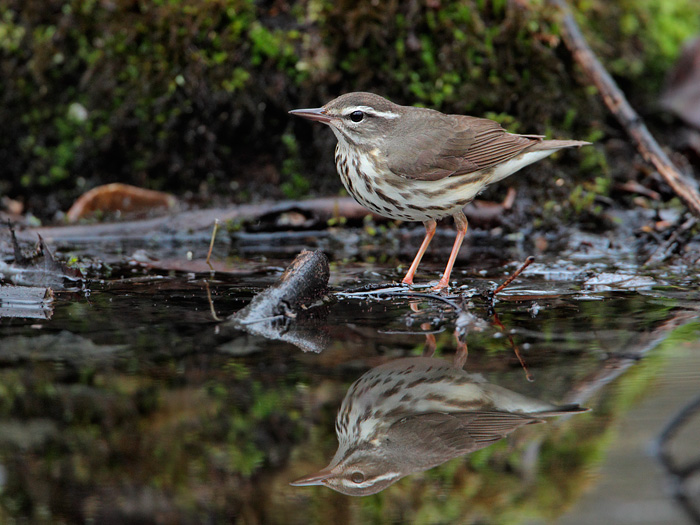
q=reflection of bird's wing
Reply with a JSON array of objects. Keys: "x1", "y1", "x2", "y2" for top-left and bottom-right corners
[{"x1": 386, "y1": 411, "x2": 543, "y2": 468}]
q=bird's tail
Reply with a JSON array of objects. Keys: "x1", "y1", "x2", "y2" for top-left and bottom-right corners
[
  {"x1": 532, "y1": 139, "x2": 592, "y2": 151},
  {"x1": 534, "y1": 403, "x2": 591, "y2": 417}
]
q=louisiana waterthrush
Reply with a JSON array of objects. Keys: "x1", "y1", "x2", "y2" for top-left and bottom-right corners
[
  {"x1": 291, "y1": 356, "x2": 588, "y2": 496},
  {"x1": 290, "y1": 92, "x2": 590, "y2": 290}
]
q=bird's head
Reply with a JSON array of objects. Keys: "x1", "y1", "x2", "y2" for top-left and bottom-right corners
[
  {"x1": 290, "y1": 445, "x2": 404, "y2": 496},
  {"x1": 289, "y1": 92, "x2": 403, "y2": 148}
]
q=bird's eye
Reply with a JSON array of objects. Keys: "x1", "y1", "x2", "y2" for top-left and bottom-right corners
[
  {"x1": 350, "y1": 471, "x2": 365, "y2": 484},
  {"x1": 349, "y1": 110, "x2": 364, "y2": 122}
]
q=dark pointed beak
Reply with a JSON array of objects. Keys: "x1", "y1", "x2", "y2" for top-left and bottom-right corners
[
  {"x1": 289, "y1": 468, "x2": 332, "y2": 486},
  {"x1": 289, "y1": 107, "x2": 331, "y2": 124}
]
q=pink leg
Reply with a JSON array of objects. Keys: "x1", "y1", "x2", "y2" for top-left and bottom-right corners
[
  {"x1": 453, "y1": 333, "x2": 468, "y2": 370},
  {"x1": 422, "y1": 333, "x2": 437, "y2": 357},
  {"x1": 401, "y1": 219, "x2": 437, "y2": 285},
  {"x1": 433, "y1": 211, "x2": 468, "y2": 291}
]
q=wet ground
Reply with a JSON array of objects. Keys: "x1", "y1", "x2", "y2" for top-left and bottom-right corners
[{"x1": 1, "y1": 220, "x2": 700, "y2": 524}]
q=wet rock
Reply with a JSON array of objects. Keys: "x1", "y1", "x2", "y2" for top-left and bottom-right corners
[
  {"x1": 227, "y1": 250, "x2": 331, "y2": 352},
  {"x1": 1, "y1": 226, "x2": 83, "y2": 289}
]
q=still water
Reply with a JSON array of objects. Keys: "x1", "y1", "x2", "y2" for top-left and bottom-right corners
[{"x1": 1, "y1": 228, "x2": 699, "y2": 524}]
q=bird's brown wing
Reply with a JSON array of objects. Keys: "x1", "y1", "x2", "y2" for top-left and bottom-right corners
[
  {"x1": 386, "y1": 114, "x2": 542, "y2": 181},
  {"x1": 385, "y1": 411, "x2": 542, "y2": 469}
]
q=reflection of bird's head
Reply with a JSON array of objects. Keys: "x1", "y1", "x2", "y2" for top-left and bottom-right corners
[{"x1": 290, "y1": 446, "x2": 403, "y2": 496}]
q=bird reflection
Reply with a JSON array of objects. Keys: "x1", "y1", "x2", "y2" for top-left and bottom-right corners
[{"x1": 292, "y1": 355, "x2": 588, "y2": 496}]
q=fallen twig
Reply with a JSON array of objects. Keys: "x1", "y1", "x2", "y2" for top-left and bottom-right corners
[
  {"x1": 17, "y1": 197, "x2": 379, "y2": 244},
  {"x1": 644, "y1": 216, "x2": 697, "y2": 266},
  {"x1": 492, "y1": 256, "x2": 535, "y2": 296},
  {"x1": 553, "y1": 0, "x2": 700, "y2": 217},
  {"x1": 15, "y1": 197, "x2": 512, "y2": 247}
]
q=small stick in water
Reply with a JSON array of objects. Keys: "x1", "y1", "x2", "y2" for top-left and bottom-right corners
[
  {"x1": 493, "y1": 256, "x2": 535, "y2": 296},
  {"x1": 206, "y1": 219, "x2": 220, "y2": 272}
]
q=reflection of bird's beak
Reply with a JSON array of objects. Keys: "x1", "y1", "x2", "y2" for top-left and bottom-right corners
[
  {"x1": 288, "y1": 107, "x2": 331, "y2": 124},
  {"x1": 289, "y1": 468, "x2": 332, "y2": 486}
]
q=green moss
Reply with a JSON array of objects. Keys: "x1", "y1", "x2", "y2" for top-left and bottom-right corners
[
  {"x1": 0, "y1": 0, "x2": 695, "y2": 218},
  {"x1": 280, "y1": 131, "x2": 311, "y2": 199},
  {"x1": 576, "y1": 0, "x2": 700, "y2": 99}
]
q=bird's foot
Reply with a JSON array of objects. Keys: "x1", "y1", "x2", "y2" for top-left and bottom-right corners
[{"x1": 430, "y1": 279, "x2": 450, "y2": 293}]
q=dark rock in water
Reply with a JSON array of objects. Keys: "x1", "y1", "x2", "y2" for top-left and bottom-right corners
[
  {"x1": 1, "y1": 224, "x2": 83, "y2": 289},
  {"x1": 227, "y1": 250, "x2": 331, "y2": 352}
]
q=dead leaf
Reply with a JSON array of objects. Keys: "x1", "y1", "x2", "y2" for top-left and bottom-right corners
[
  {"x1": 66, "y1": 183, "x2": 177, "y2": 222},
  {"x1": 1, "y1": 196, "x2": 24, "y2": 216}
]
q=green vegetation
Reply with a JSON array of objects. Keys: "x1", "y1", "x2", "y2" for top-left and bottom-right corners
[
  {"x1": 1, "y1": 0, "x2": 697, "y2": 220},
  {"x1": 577, "y1": 0, "x2": 700, "y2": 100}
]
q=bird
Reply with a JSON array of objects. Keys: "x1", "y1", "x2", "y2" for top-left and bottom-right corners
[
  {"x1": 289, "y1": 92, "x2": 590, "y2": 290},
  {"x1": 290, "y1": 356, "x2": 588, "y2": 496}
]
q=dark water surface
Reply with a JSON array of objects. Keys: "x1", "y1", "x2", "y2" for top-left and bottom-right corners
[{"x1": 1, "y1": 229, "x2": 700, "y2": 524}]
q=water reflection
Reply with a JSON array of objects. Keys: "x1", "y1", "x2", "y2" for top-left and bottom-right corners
[
  {"x1": 292, "y1": 354, "x2": 588, "y2": 496},
  {"x1": 2, "y1": 268, "x2": 697, "y2": 522}
]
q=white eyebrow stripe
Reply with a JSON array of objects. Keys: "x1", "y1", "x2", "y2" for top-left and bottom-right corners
[
  {"x1": 340, "y1": 471, "x2": 402, "y2": 488},
  {"x1": 343, "y1": 106, "x2": 400, "y2": 119}
]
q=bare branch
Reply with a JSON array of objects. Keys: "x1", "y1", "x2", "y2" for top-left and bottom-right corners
[{"x1": 553, "y1": 0, "x2": 700, "y2": 217}]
